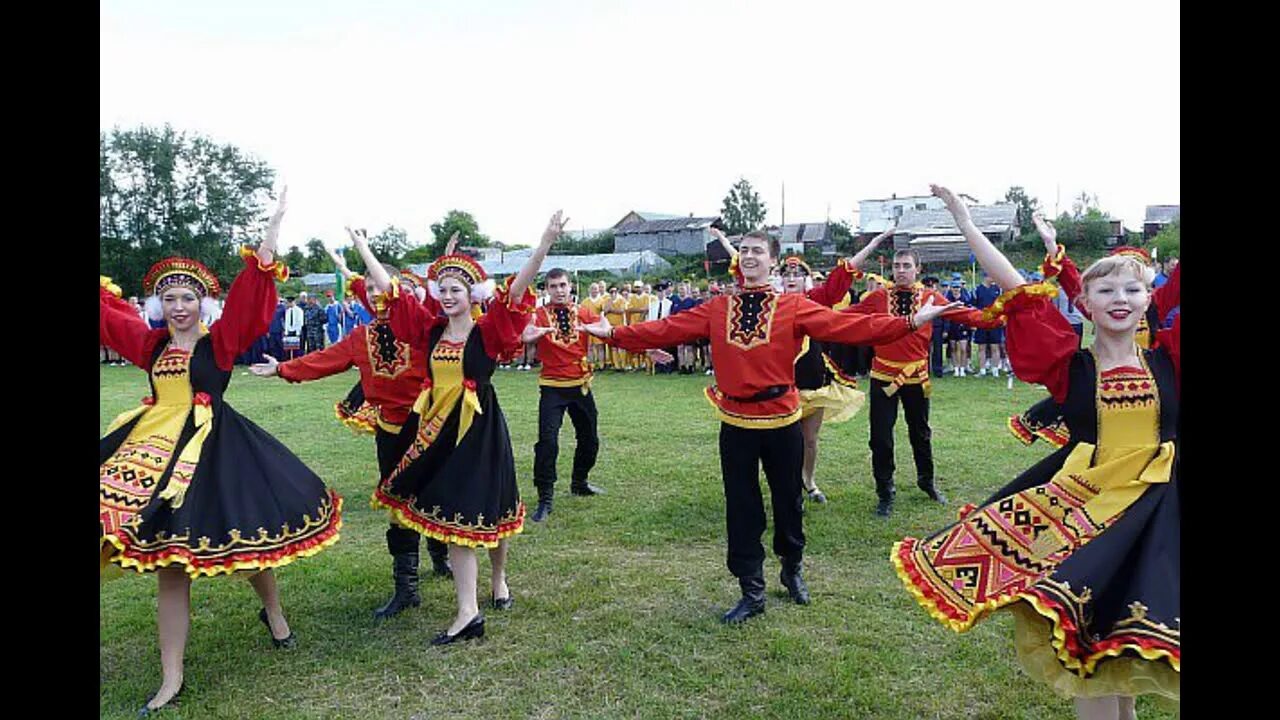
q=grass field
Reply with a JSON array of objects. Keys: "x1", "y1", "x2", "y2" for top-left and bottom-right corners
[{"x1": 100, "y1": 363, "x2": 1174, "y2": 719}]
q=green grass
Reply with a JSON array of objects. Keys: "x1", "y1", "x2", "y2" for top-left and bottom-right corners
[{"x1": 100, "y1": 365, "x2": 1173, "y2": 719}]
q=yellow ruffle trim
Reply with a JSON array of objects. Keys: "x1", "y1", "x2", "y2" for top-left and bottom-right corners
[
  {"x1": 239, "y1": 245, "x2": 290, "y2": 281},
  {"x1": 100, "y1": 275, "x2": 123, "y2": 298},
  {"x1": 980, "y1": 282, "x2": 1059, "y2": 323}
]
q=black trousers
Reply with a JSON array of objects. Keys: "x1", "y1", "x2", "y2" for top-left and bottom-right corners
[
  {"x1": 532, "y1": 385, "x2": 600, "y2": 493},
  {"x1": 376, "y1": 427, "x2": 447, "y2": 560},
  {"x1": 868, "y1": 379, "x2": 933, "y2": 499},
  {"x1": 719, "y1": 421, "x2": 805, "y2": 578}
]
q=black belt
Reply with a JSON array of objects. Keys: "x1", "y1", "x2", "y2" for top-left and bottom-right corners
[{"x1": 722, "y1": 384, "x2": 793, "y2": 403}]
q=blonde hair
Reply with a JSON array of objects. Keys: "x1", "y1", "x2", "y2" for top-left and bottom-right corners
[{"x1": 1080, "y1": 255, "x2": 1155, "y2": 290}]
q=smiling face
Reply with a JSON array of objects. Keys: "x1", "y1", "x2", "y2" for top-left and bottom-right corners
[
  {"x1": 1080, "y1": 263, "x2": 1151, "y2": 336},
  {"x1": 737, "y1": 234, "x2": 774, "y2": 285},
  {"x1": 161, "y1": 284, "x2": 202, "y2": 332},
  {"x1": 436, "y1": 276, "x2": 472, "y2": 318}
]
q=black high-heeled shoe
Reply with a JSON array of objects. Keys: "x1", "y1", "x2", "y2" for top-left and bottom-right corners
[
  {"x1": 430, "y1": 613, "x2": 485, "y2": 646},
  {"x1": 259, "y1": 608, "x2": 297, "y2": 649},
  {"x1": 490, "y1": 593, "x2": 513, "y2": 611},
  {"x1": 137, "y1": 683, "x2": 183, "y2": 717}
]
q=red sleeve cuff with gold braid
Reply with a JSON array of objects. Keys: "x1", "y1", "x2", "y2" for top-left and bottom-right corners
[
  {"x1": 1040, "y1": 245, "x2": 1067, "y2": 280},
  {"x1": 239, "y1": 246, "x2": 289, "y2": 281},
  {"x1": 494, "y1": 276, "x2": 537, "y2": 314},
  {"x1": 345, "y1": 274, "x2": 363, "y2": 299},
  {"x1": 839, "y1": 257, "x2": 865, "y2": 280},
  {"x1": 980, "y1": 282, "x2": 1058, "y2": 323}
]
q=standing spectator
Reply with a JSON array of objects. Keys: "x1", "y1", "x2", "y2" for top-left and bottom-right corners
[
  {"x1": 304, "y1": 294, "x2": 326, "y2": 354},
  {"x1": 325, "y1": 290, "x2": 344, "y2": 345},
  {"x1": 923, "y1": 277, "x2": 946, "y2": 377},
  {"x1": 283, "y1": 296, "x2": 305, "y2": 360},
  {"x1": 670, "y1": 281, "x2": 700, "y2": 374},
  {"x1": 647, "y1": 281, "x2": 676, "y2": 373},
  {"x1": 970, "y1": 272, "x2": 1005, "y2": 377},
  {"x1": 268, "y1": 298, "x2": 287, "y2": 361}
]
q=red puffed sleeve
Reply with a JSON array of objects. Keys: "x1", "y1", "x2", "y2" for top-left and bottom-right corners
[
  {"x1": 387, "y1": 277, "x2": 445, "y2": 350},
  {"x1": 347, "y1": 275, "x2": 375, "y2": 316},
  {"x1": 806, "y1": 258, "x2": 860, "y2": 308},
  {"x1": 277, "y1": 329, "x2": 360, "y2": 382},
  {"x1": 478, "y1": 277, "x2": 536, "y2": 359},
  {"x1": 100, "y1": 279, "x2": 166, "y2": 367},
  {"x1": 794, "y1": 296, "x2": 913, "y2": 345},
  {"x1": 942, "y1": 290, "x2": 1006, "y2": 329},
  {"x1": 209, "y1": 248, "x2": 288, "y2": 371},
  {"x1": 611, "y1": 297, "x2": 713, "y2": 352},
  {"x1": 1000, "y1": 284, "x2": 1079, "y2": 403},
  {"x1": 1153, "y1": 262, "x2": 1180, "y2": 320}
]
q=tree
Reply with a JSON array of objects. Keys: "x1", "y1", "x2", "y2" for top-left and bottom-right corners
[
  {"x1": 1151, "y1": 218, "x2": 1180, "y2": 259},
  {"x1": 1053, "y1": 207, "x2": 1114, "y2": 251},
  {"x1": 304, "y1": 238, "x2": 332, "y2": 274},
  {"x1": 1071, "y1": 191, "x2": 1100, "y2": 219},
  {"x1": 829, "y1": 220, "x2": 856, "y2": 254},
  {"x1": 100, "y1": 124, "x2": 276, "y2": 296},
  {"x1": 283, "y1": 245, "x2": 306, "y2": 271},
  {"x1": 1003, "y1": 186, "x2": 1040, "y2": 235},
  {"x1": 551, "y1": 229, "x2": 615, "y2": 255},
  {"x1": 367, "y1": 225, "x2": 411, "y2": 265},
  {"x1": 720, "y1": 178, "x2": 768, "y2": 235},
  {"x1": 428, "y1": 210, "x2": 490, "y2": 257}
]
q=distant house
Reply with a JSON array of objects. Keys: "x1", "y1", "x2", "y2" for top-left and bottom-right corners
[
  {"x1": 857, "y1": 193, "x2": 980, "y2": 236},
  {"x1": 614, "y1": 214, "x2": 723, "y2": 255},
  {"x1": 775, "y1": 222, "x2": 837, "y2": 256},
  {"x1": 893, "y1": 203, "x2": 1019, "y2": 263},
  {"x1": 299, "y1": 273, "x2": 338, "y2": 294},
  {"x1": 1143, "y1": 205, "x2": 1180, "y2": 240}
]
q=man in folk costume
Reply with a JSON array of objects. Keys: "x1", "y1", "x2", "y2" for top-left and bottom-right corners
[
  {"x1": 583, "y1": 230, "x2": 959, "y2": 623},
  {"x1": 523, "y1": 268, "x2": 614, "y2": 522},
  {"x1": 249, "y1": 242, "x2": 454, "y2": 619},
  {"x1": 842, "y1": 236, "x2": 1005, "y2": 517}
]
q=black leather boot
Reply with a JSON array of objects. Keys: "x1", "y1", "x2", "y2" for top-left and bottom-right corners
[
  {"x1": 373, "y1": 527, "x2": 421, "y2": 619},
  {"x1": 779, "y1": 557, "x2": 811, "y2": 605},
  {"x1": 917, "y1": 477, "x2": 947, "y2": 504},
  {"x1": 570, "y1": 481, "x2": 605, "y2": 496},
  {"x1": 874, "y1": 476, "x2": 895, "y2": 517},
  {"x1": 721, "y1": 575, "x2": 766, "y2": 624},
  {"x1": 426, "y1": 538, "x2": 452, "y2": 578},
  {"x1": 531, "y1": 487, "x2": 553, "y2": 522}
]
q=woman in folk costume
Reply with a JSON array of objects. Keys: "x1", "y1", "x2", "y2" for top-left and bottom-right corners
[
  {"x1": 1008, "y1": 213, "x2": 1181, "y2": 451},
  {"x1": 99, "y1": 190, "x2": 343, "y2": 715},
  {"x1": 893, "y1": 186, "x2": 1179, "y2": 720},
  {"x1": 352, "y1": 212, "x2": 561, "y2": 645}
]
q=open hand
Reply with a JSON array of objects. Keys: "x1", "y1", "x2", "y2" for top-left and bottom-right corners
[
  {"x1": 521, "y1": 324, "x2": 555, "y2": 344},
  {"x1": 446, "y1": 231, "x2": 460, "y2": 256},
  {"x1": 1032, "y1": 212, "x2": 1058, "y2": 252},
  {"x1": 541, "y1": 211, "x2": 569, "y2": 247},
  {"x1": 929, "y1": 184, "x2": 970, "y2": 222},
  {"x1": 249, "y1": 354, "x2": 281, "y2": 377},
  {"x1": 912, "y1": 295, "x2": 964, "y2": 327},
  {"x1": 579, "y1": 316, "x2": 613, "y2": 338},
  {"x1": 646, "y1": 349, "x2": 674, "y2": 364}
]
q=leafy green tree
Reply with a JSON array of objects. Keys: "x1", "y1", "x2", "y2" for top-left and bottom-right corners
[
  {"x1": 720, "y1": 178, "x2": 768, "y2": 235},
  {"x1": 428, "y1": 210, "x2": 490, "y2": 257}
]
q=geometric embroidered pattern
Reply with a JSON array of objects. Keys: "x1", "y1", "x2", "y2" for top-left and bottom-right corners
[
  {"x1": 546, "y1": 305, "x2": 579, "y2": 347},
  {"x1": 1098, "y1": 370, "x2": 1156, "y2": 410},
  {"x1": 725, "y1": 290, "x2": 775, "y2": 350},
  {"x1": 367, "y1": 321, "x2": 412, "y2": 379},
  {"x1": 100, "y1": 434, "x2": 176, "y2": 535}
]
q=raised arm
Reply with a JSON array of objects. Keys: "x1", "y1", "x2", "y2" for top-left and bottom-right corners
[
  {"x1": 847, "y1": 224, "x2": 896, "y2": 271},
  {"x1": 349, "y1": 227, "x2": 391, "y2": 292},
  {"x1": 932, "y1": 184, "x2": 1023, "y2": 292},
  {"x1": 209, "y1": 192, "x2": 291, "y2": 369},
  {"x1": 100, "y1": 278, "x2": 164, "y2": 367},
  {"x1": 507, "y1": 211, "x2": 566, "y2": 300}
]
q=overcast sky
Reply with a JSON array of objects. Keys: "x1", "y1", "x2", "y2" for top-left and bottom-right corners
[{"x1": 101, "y1": 0, "x2": 1179, "y2": 251}]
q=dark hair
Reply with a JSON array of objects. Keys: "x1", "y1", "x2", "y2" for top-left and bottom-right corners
[
  {"x1": 742, "y1": 229, "x2": 780, "y2": 258},
  {"x1": 546, "y1": 268, "x2": 570, "y2": 281},
  {"x1": 893, "y1": 248, "x2": 921, "y2": 267}
]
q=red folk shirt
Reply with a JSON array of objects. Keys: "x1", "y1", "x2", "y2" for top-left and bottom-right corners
[
  {"x1": 608, "y1": 285, "x2": 915, "y2": 429},
  {"x1": 844, "y1": 284, "x2": 1003, "y2": 395},
  {"x1": 276, "y1": 321, "x2": 426, "y2": 433},
  {"x1": 533, "y1": 303, "x2": 600, "y2": 389}
]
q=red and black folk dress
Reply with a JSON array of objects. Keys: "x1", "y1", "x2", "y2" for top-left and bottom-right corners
[
  {"x1": 370, "y1": 279, "x2": 535, "y2": 547},
  {"x1": 1008, "y1": 254, "x2": 1180, "y2": 449},
  {"x1": 892, "y1": 283, "x2": 1180, "y2": 705},
  {"x1": 100, "y1": 251, "x2": 343, "y2": 578}
]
